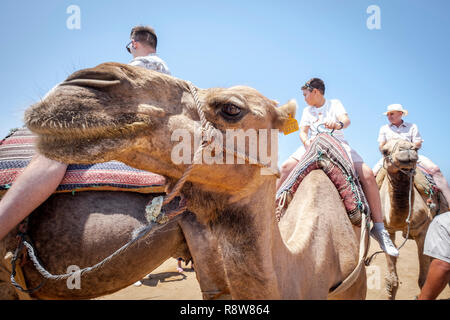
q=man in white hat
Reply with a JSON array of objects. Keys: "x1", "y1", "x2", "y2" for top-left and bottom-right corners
[{"x1": 373, "y1": 104, "x2": 450, "y2": 204}]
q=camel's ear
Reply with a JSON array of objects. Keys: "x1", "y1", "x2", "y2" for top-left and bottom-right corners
[
  {"x1": 380, "y1": 144, "x2": 390, "y2": 157},
  {"x1": 273, "y1": 99, "x2": 298, "y2": 130}
]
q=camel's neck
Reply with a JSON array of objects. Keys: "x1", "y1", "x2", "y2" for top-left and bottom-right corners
[
  {"x1": 201, "y1": 170, "x2": 355, "y2": 299},
  {"x1": 206, "y1": 178, "x2": 283, "y2": 299},
  {"x1": 386, "y1": 170, "x2": 415, "y2": 216}
]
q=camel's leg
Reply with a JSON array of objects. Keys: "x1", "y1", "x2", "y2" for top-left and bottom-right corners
[
  {"x1": 178, "y1": 212, "x2": 230, "y2": 300},
  {"x1": 384, "y1": 231, "x2": 399, "y2": 300},
  {"x1": 415, "y1": 232, "x2": 431, "y2": 289}
]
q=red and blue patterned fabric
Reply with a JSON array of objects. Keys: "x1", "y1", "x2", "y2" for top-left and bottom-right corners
[{"x1": 0, "y1": 127, "x2": 166, "y2": 195}]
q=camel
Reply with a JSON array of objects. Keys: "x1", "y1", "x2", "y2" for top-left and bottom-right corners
[
  {"x1": 15, "y1": 62, "x2": 368, "y2": 299},
  {"x1": 375, "y1": 139, "x2": 447, "y2": 299}
]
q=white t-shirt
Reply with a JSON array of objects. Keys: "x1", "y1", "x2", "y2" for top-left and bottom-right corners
[
  {"x1": 129, "y1": 53, "x2": 171, "y2": 75},
  {"x1": 299, "y1": 99, "x2": 347, "y2": 142},
  {"x1": 377, "y1": 121, "x2": 423, "y2": 145},
  {"x1": 292, "y1": 99, "x2": 364, "y2": 164}
]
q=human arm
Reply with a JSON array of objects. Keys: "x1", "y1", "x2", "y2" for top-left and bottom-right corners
[
  {"x1": 323, "y1": 100, "x2": 350, "y2": 130},
  {"x1": 299, "y1": 125, "x2": 311, "y2": 147},
  {"x1": 411, "y1": 124, "x2": 423, "y2": 150},
  {"x1": 298, "y1": 108, "x2": 312, "y2": 147},
  {"x1": 377, "y1": 126, "x2": 387, "y2": 152}
]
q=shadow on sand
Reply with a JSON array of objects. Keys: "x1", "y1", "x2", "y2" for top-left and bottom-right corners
[{"x1": 141, "y1": 267, "x2": 195, "y2": 287}]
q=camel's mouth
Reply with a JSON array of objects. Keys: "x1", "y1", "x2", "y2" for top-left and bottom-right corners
[
  {"x1": 394, "y1": 159, "x2": 417, "y2": 170},
  {"x1": 392, "y1": 149, "x2": 418, "y2": 170}
]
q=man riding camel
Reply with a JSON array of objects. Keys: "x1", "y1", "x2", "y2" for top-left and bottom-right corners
[{"x1": 373, "y1": 104, "x2": 450, "y2": 206}]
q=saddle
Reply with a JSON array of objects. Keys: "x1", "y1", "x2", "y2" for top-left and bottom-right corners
[
  {"x1": 276, "y1": 133, "x2": 370, "y2": 227},
  {"x1": 376, "y1": 166, "x2": 448, "y2": 215},
  {"x1": 0, "y1": 127, "x2": 166, "y2": 197}
]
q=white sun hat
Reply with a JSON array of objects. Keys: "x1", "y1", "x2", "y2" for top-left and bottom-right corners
[{"x1": 383, "y1": 103, "x2": 408, "y2": 116}]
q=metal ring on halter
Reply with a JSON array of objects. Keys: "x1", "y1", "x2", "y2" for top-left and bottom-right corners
[{"x1": 317, "y1": 123, "x2": 335, "y2": 135}]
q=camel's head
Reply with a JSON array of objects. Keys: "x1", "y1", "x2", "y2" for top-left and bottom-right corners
[
  {"x1": 381, "y1": 139, "x2": 418, "y2": 172},
  {"x1": 25, "y1": 62, "x2": 296, "y2": 201}
]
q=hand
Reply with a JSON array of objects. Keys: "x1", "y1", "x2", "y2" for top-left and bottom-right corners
[{"x1": 324, "y1": 120, "x2": 338, "y2": 130}]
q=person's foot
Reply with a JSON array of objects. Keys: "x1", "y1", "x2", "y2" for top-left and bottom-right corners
[
  {"x1": 133, "y1": 280, "x2": 142, "y2": 286},
  {"x1": 177, "y1": 267, "x2": 184, "y2": 273},
  {"x1": 370, "y1": 227, "x2": 399, "y2": 257}
]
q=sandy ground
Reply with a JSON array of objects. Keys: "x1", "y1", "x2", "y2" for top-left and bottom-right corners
[{"x1": 98, "y1": 231, "x2": 449, "y2": 300}]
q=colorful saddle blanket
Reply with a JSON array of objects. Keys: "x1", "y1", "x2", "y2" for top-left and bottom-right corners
[
  {"x1": 276, "y1": 133, "x2": 370, "y2": 227},
  {"x1": 0, "y1": 127, "x2": 166, "y2": 196}
]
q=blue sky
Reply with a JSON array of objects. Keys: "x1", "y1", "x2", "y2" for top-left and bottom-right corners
[{"x1": 1, "y1": 0, "x2": 449, "y2": 177}]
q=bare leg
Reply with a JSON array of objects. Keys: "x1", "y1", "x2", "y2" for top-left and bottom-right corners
[
  {"x1": 372, "y1": 157, "x2": 384, "y2": 177},
  {"x1": 355, "y1": 163, "x2": 383, "y2": 223},
  {"x1": 356, "y1": 162, "x2": 399, "y2": 257},
  {"x1": 276, "y1": 158, "x2": 299, "y2": 190},
  {"x1": 0, "y1": 154, "x2": 67, "y2": 240},
  {"x1": 418, "y1": 258, "x2": 450, "y2": 300}
]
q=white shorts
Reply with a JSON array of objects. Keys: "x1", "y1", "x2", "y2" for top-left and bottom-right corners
[
  {"x1": 290, "y1": 140, "x2": 364, "y2": 165},
  {"x1": 424, "y1": 212, "x2": 450, "y2": 263}
]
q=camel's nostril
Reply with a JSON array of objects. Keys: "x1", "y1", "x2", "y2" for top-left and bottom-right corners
[
  {"x1": 60, "y1": 79, "x2": 121, "y2": 89},
  {"x1": 62, "y1": 69, "x2": 122, "y2": 89},
  {"x1": 409, "y1": 150, "x2": 418, "y2": 162},
  {"x1": 66, "y1": 69, "x2": 120, "y2": 81},
  {"x1": 396, "y1": 151, "x2": 410, "y2": 162}
]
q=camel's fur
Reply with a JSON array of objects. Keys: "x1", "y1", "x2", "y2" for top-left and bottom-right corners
[{"x1": 2, "y1": 62, "x2": 367, "y2": 299}]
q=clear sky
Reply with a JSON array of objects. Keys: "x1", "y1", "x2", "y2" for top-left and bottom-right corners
[{"x1": 1, "y1": 0, "x2": 449, "y2": 177}]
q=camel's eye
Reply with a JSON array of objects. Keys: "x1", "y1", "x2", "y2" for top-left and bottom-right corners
[
  {"x1": 222, "y1": 103, "x2": 241, "y2": 116},
  {"x1": 219, "y1": 103, "x2": 244, "y2": 122}
]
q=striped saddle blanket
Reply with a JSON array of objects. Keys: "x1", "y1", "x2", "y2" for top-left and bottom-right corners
[
  {"x1": 276, "y1": 133, "x2": 370, "y2": 227},
  {"x1": 0, "y1": 127, "x2": 166, "y2": 196}
]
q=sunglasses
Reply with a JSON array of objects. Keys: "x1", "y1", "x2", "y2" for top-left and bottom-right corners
[
  {"x1": 126, "y1": 39, "x2": 138, "y2": 53},
  {"x1": 303, "y1": 83, "x2": 316, "y2": 91}
]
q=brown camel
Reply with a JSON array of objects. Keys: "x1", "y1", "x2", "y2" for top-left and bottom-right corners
[
  {"x1": 15, "y1": 62, "x2": 368, "y2": 299},
  {"x1": 375, "y1": 139, "x2": 447, "y2": 300}
]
